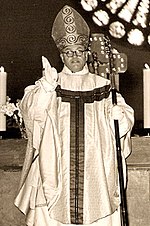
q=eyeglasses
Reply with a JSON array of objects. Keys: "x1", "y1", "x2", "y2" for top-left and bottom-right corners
[{"x1": 62, "y1": 49, "x2": 86, "y2": 57}]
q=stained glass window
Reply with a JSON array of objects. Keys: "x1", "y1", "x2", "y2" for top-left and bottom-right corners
[{"x1": 80, "y1": 0, "x2": 150, "y2": 46}]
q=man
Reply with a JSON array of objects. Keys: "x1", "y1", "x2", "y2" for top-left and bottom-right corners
[{"x1": 14, "y1": 5, "x2": 134, "y2": 226}]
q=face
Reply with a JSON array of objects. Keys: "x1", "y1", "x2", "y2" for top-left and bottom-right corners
[{"x1": 60, "y1": 44, "x2": 88, "y2": 73}]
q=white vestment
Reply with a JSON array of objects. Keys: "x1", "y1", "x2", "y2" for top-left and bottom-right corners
[{"x1": 15, "y1": 65, "x2": 134, "y2": 226}]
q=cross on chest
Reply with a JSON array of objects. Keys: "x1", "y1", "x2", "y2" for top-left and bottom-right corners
[{"x1": 56, "y1": 84, "x2": 110, "y2": 224}]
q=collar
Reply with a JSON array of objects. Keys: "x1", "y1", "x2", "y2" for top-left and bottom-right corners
[{"x1": 61, "y1": 64, "x2": 89, "y2": 76}]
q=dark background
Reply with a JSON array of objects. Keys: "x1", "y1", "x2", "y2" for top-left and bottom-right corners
[{"x1": 0, "y1": 0, "x2": 150, "y2": 131}]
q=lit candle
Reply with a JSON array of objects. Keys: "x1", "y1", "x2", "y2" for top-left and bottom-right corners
[
  {"x1": 0, "y1": 66, "x2": 7, "y2": 131},
  {"x1": 143, "y1": 67, "x2": 150, "y2": 128}
]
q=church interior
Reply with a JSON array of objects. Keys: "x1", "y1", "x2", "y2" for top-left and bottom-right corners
[{"x1": 0, "y1": 1, "x2": 150, "y2": 225}]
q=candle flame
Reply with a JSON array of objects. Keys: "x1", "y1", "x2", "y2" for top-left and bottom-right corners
[
  {"x1": 144, "y1": 63, "x2": 150, "y2": 69},
  {"x1": 0, "y1": 66, "x2": 5, "y2": 72}
]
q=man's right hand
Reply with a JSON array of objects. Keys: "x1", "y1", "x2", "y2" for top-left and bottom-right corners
[{"x1": 42, "y1": 56, "x2": 58, "y2": 85}]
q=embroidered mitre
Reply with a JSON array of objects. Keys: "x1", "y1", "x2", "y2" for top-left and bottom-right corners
[{"x1": 51, "y1": 5, "x2": 90, "y2": 51}]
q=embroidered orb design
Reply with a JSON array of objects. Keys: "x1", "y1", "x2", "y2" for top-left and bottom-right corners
[
  {"x1": 78, "y1": 35, "x2": 89, "y2": 46},
  {"x1": 67, "y1": 35, "x2": 77, "y2": 44},
  {"x1": 66, "y1": 25, "x2": 76, "y2": 34},
  {"x1": 56, "y1": 38, "x2": 67, "y2": 50},
  {"x1": 56, "y1": 34, "x2": 89, "y2": 51},
  {"x1": 62, "y1": 5, "x2": 72, "y2": 15},
  {"x1": 64, "y1": 15, "x2": 75, "y2": 24}
]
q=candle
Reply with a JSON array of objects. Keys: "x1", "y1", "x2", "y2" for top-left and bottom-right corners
[
  {"x1": 143, "y1": 68, "x2": 150, "y2": 128},
  {"x1": 0, "y1": 66, "x2": 7, "y2": 131}
]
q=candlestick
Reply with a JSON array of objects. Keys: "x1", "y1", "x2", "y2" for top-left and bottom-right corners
[
  {"x1": 0, "y1": 66, "x2": 7, "y2": 131},
  {"x1": 143, "y1": 68, "x2": 150, "y2": 128}
]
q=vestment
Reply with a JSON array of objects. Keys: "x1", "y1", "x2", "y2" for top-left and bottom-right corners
[{"x1": 14, "y1": 64, "x2": 134, "y2": 226}]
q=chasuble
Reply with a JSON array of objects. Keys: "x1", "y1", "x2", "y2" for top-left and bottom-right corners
[{"x1": 14, "y1": 65, "x2": 134, "y2": 226}]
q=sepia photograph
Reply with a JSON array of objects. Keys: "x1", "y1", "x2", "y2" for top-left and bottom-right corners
[{"x1": 0, "y1": 1, "x2": 150, "y2": 226}]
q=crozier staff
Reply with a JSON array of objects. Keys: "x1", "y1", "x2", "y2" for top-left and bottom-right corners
[{"x1": 15, "y1": 5, "x2": 134, "y2": 226}]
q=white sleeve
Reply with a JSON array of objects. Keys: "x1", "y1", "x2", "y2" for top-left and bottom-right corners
[
  {"x1": 106, "y1": 92, "x2": 134, "y2": 138},
  {"x1": 20, "y1": 62, "x2": 58, "y2": 127}
]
